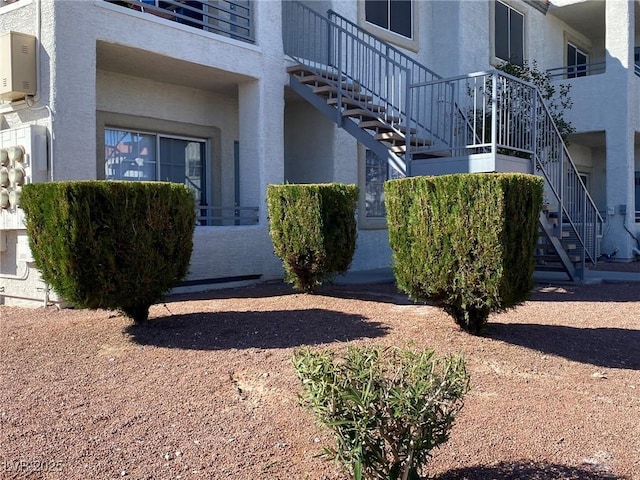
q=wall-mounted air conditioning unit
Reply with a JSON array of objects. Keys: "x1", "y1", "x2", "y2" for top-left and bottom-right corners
[{"x1": 0, "y1": 31, "x2": 36, "y2": 101}]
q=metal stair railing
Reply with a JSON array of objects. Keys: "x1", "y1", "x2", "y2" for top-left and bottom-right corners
[
  {"x1": 408, "y1": 70, "x2": 536, "y2": 158},
  {"x1": 327, "y1": 10, "x2": 441, "y2": 87},
  {"x1": 533, "y1": 82, "x2": 603, "y2": 266},
  {"x1": 327, "y1": 9, "x2": 469, "y2": 156},
  {"x1": 283, "y1": 2, "x2": 449, "y2": 175},
  {"x1": 409, "y1": 69, "x2": 602, "y2": 269},
  {"x1": 283, "y1": 2, "x2": 410, "y2": 129},
  {"x1": 283, "y1": 3, "x2": 601, "y2": 272}
]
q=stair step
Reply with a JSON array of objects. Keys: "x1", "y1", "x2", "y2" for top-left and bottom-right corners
[
  {"x1": 374, "y1": 132, "x2": 433, "y2": 147},
  {"x1": 344, "y1": 109, "x2": 401, "y2": 123},
  {"x1": 396, "y1": 125, "x2": 418, "y2": 135},
  {"x1": 535, "y1": 264, "x2": 569, "y2": 272},
  {"x1": 535, "y1": 254, "x2": 582, "y2": 264},
  {"x1": 325, "y1": 92, "x2": 374, "y2": 104},
  {"x1": 298, "y1": 74, "x2": 335, "y2": 86},
  {"x1": 375, "y1": 132, "x2": 405, "y2": 143},
  {"x1": 389, "y1": 145, "x2": 408, "y2": 154},
  {"x1": 327, "y1": 97, "x2": 386, "y2": 112},
  {"x1": 288, "y1": 65, "x2": 348, "y2": 83},
  {"x1": 358, "y1": 119, "x2": 396, "y2": 131},
  {"x1": 311, "y1": 82, "x2": 360, "y2": 94}
]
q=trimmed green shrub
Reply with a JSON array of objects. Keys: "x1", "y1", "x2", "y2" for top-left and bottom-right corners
[
  {"x1": 21, "y1": 181, "x2": 195, "y2": 323},
  {"x1": 385, "y1": 173, "x2": 543, "y2": 334},
  {"x1": 266, "y1": 183, "x2": 358, "y2": 292},
  {"x1": 293, "y1": 345, "x2": 470, "y2": 480}
]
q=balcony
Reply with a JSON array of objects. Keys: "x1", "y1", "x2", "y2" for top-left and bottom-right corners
[
  {"x1": 547, "y1": 61, "x2": 606, "y2": 80},
  {"x1": 106, "y1": 0, "x2": 254, "y2": 43}
]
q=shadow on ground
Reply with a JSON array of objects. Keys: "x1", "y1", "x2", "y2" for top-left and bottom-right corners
[
  {"x1": 487, "y1": 323, "x2": 640, "y2": 370},
  {"x1": 530, "y1": 284, "x2": 640, "y2": 303},
  {"x1": 322, "y1": 282, "x2": 414, "y2": 305},
  {"x1": 165, "y1": 281, "x2": 296, "y2": 303},
  {"x1": 167, "y1": 280, "x2": 415, "y2": 306},
  {"x1": 125, "y1": 309, "x2": 389, "y2": 350},
  {"x1": 436, "y1": 461, "x2": 625, "y2": 479}
]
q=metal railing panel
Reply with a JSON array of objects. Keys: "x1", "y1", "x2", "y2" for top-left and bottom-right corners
[
  {"x1": 547, "y1": 61, "x2": 606, "y2": 79},
  {"x1": 408, "y1": 71, "x2": 536, "y2": 157},
  {"x1": 105, "y1": 0, "x2": 254, "y2": 43},
  {"x1": 532, "y1": 78, "x2": 603, "y2": 263},
  {"x1": 283, "y1": 2, "x2": 446, "y2": 172},
  {"x1": 197, "y1": 206, "x2": 259, "y2": 226}
]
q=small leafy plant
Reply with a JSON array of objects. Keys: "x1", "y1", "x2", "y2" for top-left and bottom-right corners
[
  {"x1": 293, "y1": 346, "x2": 470, "y2": 480},
  {"x1": 497, "y1": 60, "x2": 575, "y2": 143}
]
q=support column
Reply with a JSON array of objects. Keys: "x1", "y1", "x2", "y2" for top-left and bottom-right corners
[
  {"x1": 603, "y1": 0, "x2": 636, "y2": 259},
  {"x1": 49, "y1": 0, "x2": 97, "y2": 180}
]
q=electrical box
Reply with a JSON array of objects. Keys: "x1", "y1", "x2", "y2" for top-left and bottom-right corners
[
  {"x1": 0, "y1": 124, "x2": 47, "y2": 230},
  {"x1": 0, "y1": 31, "x2": 37, "y2": 101}
]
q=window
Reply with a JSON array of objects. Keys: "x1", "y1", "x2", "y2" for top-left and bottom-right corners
[
  {"x1": 364, "y1": 150, "x2": 402, "y2": 218},
  {"x1": 495, "y1": 1, "x2": 524, "y2": 66},
  {"x1": 104, "y1": 127, "x2": 207, "y2": 211},
  {"x1": 365, "y1": 0, "x2": 412, "y2": 39},
  {"x1": 567, "y1": 43, "x2": 588, "y2": 78}
]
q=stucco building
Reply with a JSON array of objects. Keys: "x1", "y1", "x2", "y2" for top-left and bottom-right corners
[{"x1": 0, "y1": 0, "x2": 638, "y2": 305}]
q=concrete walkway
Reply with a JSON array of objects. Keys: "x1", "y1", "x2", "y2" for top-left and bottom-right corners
[{"x1": 335, "y1": 266, "x2": 640, "y2": 286}]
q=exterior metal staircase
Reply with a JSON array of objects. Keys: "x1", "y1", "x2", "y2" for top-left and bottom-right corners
[{"x1": 282, "y1": 1, "x2": 602, "y2": 281}]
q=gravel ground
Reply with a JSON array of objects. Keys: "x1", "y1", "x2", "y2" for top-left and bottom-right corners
[{"x1": 1, "y1": 279, "x2": 639, "y2": 480}]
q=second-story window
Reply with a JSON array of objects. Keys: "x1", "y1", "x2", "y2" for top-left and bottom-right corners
[
  {"x1": 567, "y1": 43, "x2": 588, "y2": 78},
  {"x1": 365, "y1": 0, "x2": 412, "y2": 39},
  {"x1": 495, "y1": 0, "x2": 524, "y2": 65}
]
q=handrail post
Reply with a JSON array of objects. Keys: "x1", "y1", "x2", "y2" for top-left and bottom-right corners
[
  {"x1": 405, "y1": 67, "x2": 412, "y2": 177},
  {"x1": 582, "y1": 187, "x2": 587, "y2": 276},
  {"x1": 531, "y1": 88, "x2": 537, "y2": 168},
  {"x1": 336, "y1": 27, "x2": 342, "y2": 126},
  {"x1": 327, "y1": 9, "x2": 333, "y2": 68},
  {"x1": 491, "y1": 73, "x2": 497, "y2": 156},
  {"x1": 449, "y1": 81, "x2": 456, "y2": 149},
  {"x1": 559, "y1": 147, "x2": 564, "y2": 229}
]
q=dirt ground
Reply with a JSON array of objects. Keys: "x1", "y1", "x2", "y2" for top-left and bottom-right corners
[{"x1": 1, "y1": 275, "x2": 639, "y2": 480}]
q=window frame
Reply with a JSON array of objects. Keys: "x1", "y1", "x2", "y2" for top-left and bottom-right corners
[
  {"x1": 104, "y1": 126, "x2": 209, "y2": 211},
  {"x1": 567, "y1": 42, "x2": 589, "y2": 78},
  {"x1": 493, "y1": 0, "x2": 525, "y2": 66},
  {"x1": 358, "y1": 0, "x2": 418, "y2": 52},
  {"x1": 364, "y1": 0, "x2": 413, "y2": 40},
  {"x1": 358, "y1": 146, "x2": 403, "y2": 229}
]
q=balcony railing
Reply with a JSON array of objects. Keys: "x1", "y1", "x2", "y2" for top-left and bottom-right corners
[
  {"x1": 106, "y1": 0, "x2": 254, "y2": 43},
  {"x1": 197, "y1": 205, "x2": 259, "y2": 226},
  {"x1": 547, "y1": 61, "x2": 606, "y2": 79}
]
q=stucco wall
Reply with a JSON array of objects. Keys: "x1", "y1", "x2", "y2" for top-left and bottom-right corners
[{"x1": 284, "y1": 100, "x2": 335, "y2": 183}]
